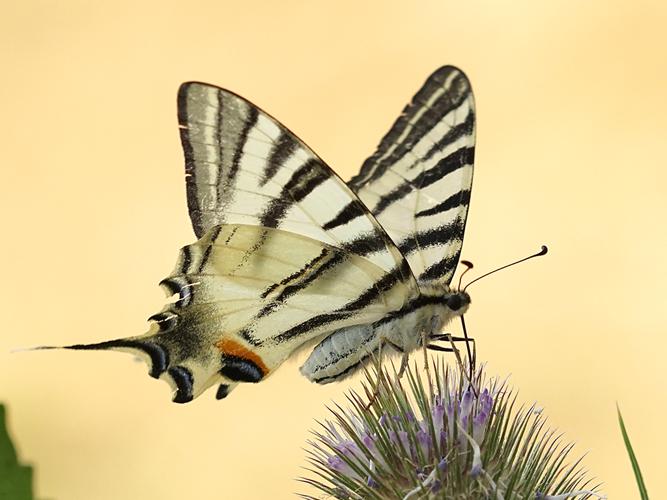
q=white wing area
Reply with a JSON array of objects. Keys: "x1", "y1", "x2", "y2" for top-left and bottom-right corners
[{"x1": 349, "y1": 66, "x2": 476, "y2": 286}]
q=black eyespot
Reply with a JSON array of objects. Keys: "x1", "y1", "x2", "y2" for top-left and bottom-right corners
[
  {"x1": 159, "y1": 278, "x2": 181, "y2": 296},
  {"x1": 159, "y1": 278, "x2": 193, "y2": 308},
  {"x1": 148, "y1": 312, "x2": 179, "y2": 332},
  {"x1": 220, "y1": 356, "x2": 264, "y2": 383},
  {"x1": 168, "y1": 366, "x2": 194, "y2": 404}
]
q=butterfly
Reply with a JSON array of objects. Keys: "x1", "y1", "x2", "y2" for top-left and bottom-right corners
[{"x1": 49, "y1": 66, "x2": 476, "y2": 403}]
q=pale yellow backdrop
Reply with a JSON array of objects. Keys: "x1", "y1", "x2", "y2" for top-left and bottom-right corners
[{"x1": 1, "y1": 1, "x2": 665, "y2": 499}]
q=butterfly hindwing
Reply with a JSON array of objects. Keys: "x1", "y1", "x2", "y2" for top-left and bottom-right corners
[
  {"x1": 348, "y1": 66, "x2": 476, "y2": 286},
  {"x1": 59, "y1": 224, "x2": 416, "y2": 403}
]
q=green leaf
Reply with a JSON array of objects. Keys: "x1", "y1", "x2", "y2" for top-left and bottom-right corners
[
  {"x1": 0, "y1": 404, "x2": 34, "y2": 500},
  {"x1": 617, "y1": 405, "x2": 649, "y2": 500}
]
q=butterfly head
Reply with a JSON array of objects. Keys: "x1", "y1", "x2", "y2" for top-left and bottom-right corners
[{"x1": 445, "y1": 290, "x2": 471, "y2": 316}]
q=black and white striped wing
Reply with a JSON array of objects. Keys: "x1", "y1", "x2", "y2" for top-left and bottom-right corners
[
  {"x1": 178, "y1": 82, "x2": 411, "y2": 279},
  {"x1": 348, "y1": 66, "x2": 475, "y2": 286},
  {"x1": 49, "y1": 82, "x2": 423, "y2": 403}
]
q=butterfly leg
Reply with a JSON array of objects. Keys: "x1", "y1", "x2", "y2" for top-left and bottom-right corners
[
  {"x1": 366, "y1": 336, "x2": 409, "y2": 408},
  {"x1": 428, "y1": 334, "x2": 475, "y2": 350},
  {"x1": 420, "y1": 330, "x2": 434, "y2": 395},
  {"x1": 364, "y1": 336, "x2": 385, "y2": 409},
  {"x1": 397, "y1": 351, "x2": 410, "y2": 379},
  {"x1": 440, "y1": 332, "x2": 479, "y2": 397}
]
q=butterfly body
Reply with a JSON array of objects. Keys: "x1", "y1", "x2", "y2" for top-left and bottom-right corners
[
  {"x1": 48, "y1": 66, "x2": 476, "y2": 403},
  {"x1": 301, "y1": 286, "x2": 470, "y2": 383}
]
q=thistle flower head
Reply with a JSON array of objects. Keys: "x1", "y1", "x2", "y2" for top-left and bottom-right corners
[{"x1": 302, "y1": 360, "x2": 603, "y2": 500}]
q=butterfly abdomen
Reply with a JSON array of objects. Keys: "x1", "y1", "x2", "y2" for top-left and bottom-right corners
[{"x1": 300, "y1": 295, "x2": 452, "y2": 384}]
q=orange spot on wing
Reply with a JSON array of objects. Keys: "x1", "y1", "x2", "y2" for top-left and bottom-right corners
[{"x1": 216, "y1": 339, "x2": 269, "y2": 376}]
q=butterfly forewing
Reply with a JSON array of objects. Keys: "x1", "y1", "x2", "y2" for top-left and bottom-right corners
[
  {"x1": 348, "y1": 66, "x2": 475, "y2": 286},
  {"x1": 178, "y1": 82, "x2": 414, "y2": 281}
]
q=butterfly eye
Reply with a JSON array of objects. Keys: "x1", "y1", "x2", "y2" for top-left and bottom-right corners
[
  {"x1": 447, "y1": 294, "x2": 464, "y2": 311},
  {"x1": 148, "y1": 312, "x2": 179, "y2": 332}
]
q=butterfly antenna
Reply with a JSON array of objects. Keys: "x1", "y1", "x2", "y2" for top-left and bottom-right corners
[
  {"x1": 462, "y1": 245, "x2": 548, "y2": 292},
  {"x1": 457, "y1": 260, "x2": 474, "y2": 290}
]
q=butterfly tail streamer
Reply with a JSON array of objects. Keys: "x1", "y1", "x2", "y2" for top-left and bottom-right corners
[{"x1": 27, "y1": 326, "x2": 228, "y2": 404}]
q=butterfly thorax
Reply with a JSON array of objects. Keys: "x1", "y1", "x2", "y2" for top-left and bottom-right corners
[{"x1": 393, "y1": 285, "x2": 470, "y2": 349}]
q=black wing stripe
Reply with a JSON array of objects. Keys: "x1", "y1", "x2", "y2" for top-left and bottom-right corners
[
  {"x1": 227, "y1": 105, "x2": 259, "y2": 193},
  {"x1": 260, "y1": 248, "x2": 331, "y2": 299},
  {"x1": 197, "y1": 225, "x2": 223, "y2": 273},
  {"x1": 371, "y1": 146, "x2": 474, "y2": 216},
  {"x1": 322, "y1": 200, "x2": 369, "y2": 230},
  {"x1": 341, "y1": 231, "x2": 393, "y2": 256},
  {"x1": 372, "y1": 183, "x2": 413, "y2": 216},
  {"x1": 419, "y1": 254, "x2": 460, "y2": 282},
  {"x1": 416, "y1": 189, "x2": 471, "y2": 218},
  {"x1": 261, "y1": 131, "x2": 297, "y2": 186},
  {"x1": 259, "y1": 158, "x2": 331, "y2": 228},
  {"x1": 397, "y1": 218, "x2": 465, "y2": 255},
  {"x1": 256, "y1": 251, "x2": 345, "y2": 319},
  {"x1": 180, "y1": 245, "x2": 192, "y2": 274},
  {"x1": 273, "y1": 252, "x2": 344, "y2": 303},
  {"x1": 213, "y1": 89, "x2": 226, "y2": 212},
  {"x1": 178, "y1": 86, "x2": 204, "y2": 237}
]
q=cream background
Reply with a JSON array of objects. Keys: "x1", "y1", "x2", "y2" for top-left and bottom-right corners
[{"x1": 1, "y1": 1, "x2": 666, "y2": 498}]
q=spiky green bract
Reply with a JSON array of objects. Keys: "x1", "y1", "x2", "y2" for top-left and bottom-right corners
[
  {"x1": 301, "y1": 360, "x2": 603, "y2": 500},
  {"x1": 617, "y1": 406, "x2": 649, "y2": 499}
]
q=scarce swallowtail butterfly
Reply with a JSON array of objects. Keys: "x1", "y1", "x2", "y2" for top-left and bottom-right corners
[{"x1": 46, "y1": 66, "x2": 476, "y2": 403}]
